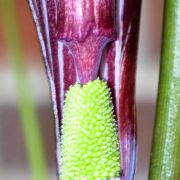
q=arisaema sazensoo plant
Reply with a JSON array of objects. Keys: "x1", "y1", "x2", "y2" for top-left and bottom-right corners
[
  {"x1": 2, "y1": 0, "x2": 180, "y2": 179},
  {"x1": 27, "y1": 0, "x2": 141, "y2": 179}
]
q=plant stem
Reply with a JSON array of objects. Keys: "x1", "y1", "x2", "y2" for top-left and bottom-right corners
[
  {"x1": 149, "y1": 0, "x2": 180, "y2": 179},
  {"x1": 0, "y1": 1, "x2": 48, "y2": 180}
]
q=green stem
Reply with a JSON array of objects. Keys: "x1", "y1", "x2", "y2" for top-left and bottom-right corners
[
  {"x1": 149, "y1": 0, "x2": 180, "y2": 179},
  {"x1": 0, "y1": 1, "x2": 48, "y2": 180}
]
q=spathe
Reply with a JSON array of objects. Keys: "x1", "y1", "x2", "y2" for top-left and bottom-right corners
[{"x1": 28, "y1": 1, "x2": 141, "y2": 179}]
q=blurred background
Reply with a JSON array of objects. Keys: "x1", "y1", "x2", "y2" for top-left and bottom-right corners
[{"x1": 0, "y1": 0, "x2": 164, "y2": 179}]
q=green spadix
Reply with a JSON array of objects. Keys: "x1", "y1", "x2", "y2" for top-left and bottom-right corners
[{"x1": 60, "y1": 79, "x2": 121, "y2": 180}]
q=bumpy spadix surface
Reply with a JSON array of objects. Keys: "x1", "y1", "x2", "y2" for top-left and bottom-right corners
[{"x1": 60, "y1": 79, "x2": 120, "y2": 179}]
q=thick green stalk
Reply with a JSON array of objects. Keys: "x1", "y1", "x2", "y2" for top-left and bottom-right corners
[
  {"x1": 0, "y1": 1, "x2": 48, "y2": 180},
  {"x1": 149, "y1": 0, "x2": 180, "y2": 179}
]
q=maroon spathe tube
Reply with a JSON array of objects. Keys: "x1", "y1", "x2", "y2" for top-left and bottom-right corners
[
  {"x1": 28, "y1": 0, "x2": 141, "y2": 179},
  {"x1": 58, "y1": 0, "x2": 116, "y2": 84},
  {"x1": 57, "y1": 0, "x2": 116, "y2": 41}
]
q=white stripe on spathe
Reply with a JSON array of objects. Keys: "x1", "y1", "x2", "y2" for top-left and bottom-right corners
[
  {"x1": 42, "y1": 0, "x2": 53, "y2": 65},
  {"x1": 114, "y1": 40, "x2": 121, "y2": 118},
  {"x1": 58, "y1": 41, "x2": 65, "y2": 111},
  {"x1": 103, "y1": 60, "x2": 108, "y2": 80}
]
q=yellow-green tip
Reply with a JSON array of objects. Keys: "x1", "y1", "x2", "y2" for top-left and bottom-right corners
[{"x1": 60, "y1": 79, "x2": 121, "y2": 180}]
